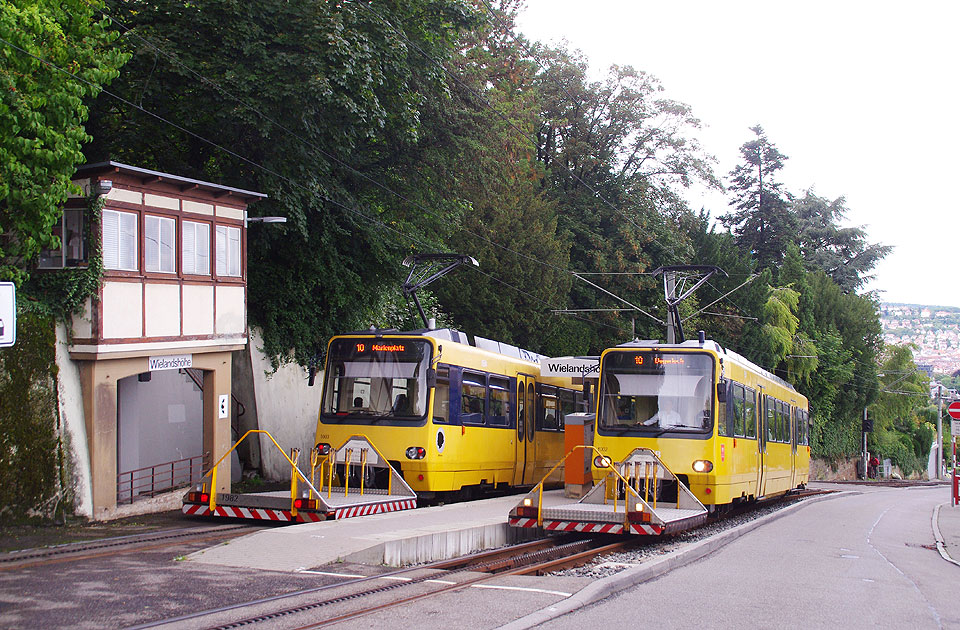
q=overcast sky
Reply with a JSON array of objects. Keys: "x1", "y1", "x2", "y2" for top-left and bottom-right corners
[{"x1": 516, "y1": 0, "x2": 959, "y2": 307}]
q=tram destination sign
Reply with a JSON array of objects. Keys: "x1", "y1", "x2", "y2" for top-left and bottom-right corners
[{"x1": 540, "y1": 356, "x2": 600, "y2": 378}]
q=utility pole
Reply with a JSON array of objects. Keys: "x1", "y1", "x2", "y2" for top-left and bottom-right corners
[{"x1": 937, "y1": 383, "x2": 944, "y2": 480}]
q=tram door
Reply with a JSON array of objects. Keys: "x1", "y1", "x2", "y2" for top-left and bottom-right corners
[
  {"x1": 789, "y1": 405, "x2": 797, "y2": 489},
  {"x1": 514, "y1": 375, "x2": 537, "y2": 485},
  {"x1": 757, "y1": 391, "x2": 767, "y2": 497}
]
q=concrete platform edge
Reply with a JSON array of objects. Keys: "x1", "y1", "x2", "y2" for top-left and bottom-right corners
[
  {"x1": 344, "y1": 522, "x2": 542, "y2": 566},
  {"x1": 496, "y1": 491, "x2": 848, "y2": 630}
]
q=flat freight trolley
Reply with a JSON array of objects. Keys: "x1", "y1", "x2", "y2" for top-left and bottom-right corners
[
  {"x1": 183, "y1": 431, "x2": 416, "y2": 523},
  {"x1": 509, "y1": 447, "x2": 707, "y2": 535}
]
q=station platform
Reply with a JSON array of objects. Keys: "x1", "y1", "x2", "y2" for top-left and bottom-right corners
[
  {"x1": 188, "y1": 491, "x2": 565, "y2": 572},
  {"x1": 188, "y1": 482, "x2": 960, "y2": 576}
]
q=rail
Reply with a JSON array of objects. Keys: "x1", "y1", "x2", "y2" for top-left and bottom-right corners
[{"x1": 117, "y1": 453, "x2": 208, "y2": 504}]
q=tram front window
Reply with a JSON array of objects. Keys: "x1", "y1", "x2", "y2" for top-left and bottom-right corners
[
  {"x1": 321, "y1": 339, "x2": 431, "y2": 423},
  {"x1": 599, "y1": 351, "x2": 714, "y2": 435}
]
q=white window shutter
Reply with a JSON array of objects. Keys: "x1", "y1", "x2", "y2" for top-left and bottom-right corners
[
  {"x1": 102, "y1": 210, "x2": 119, "y2": 269},
  {"x1": 183, "y1": 222, "x2": 196, "y2": 275}
]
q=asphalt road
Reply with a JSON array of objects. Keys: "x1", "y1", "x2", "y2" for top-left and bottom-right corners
[{"x1": 536, "y1": 484, "x2": 957, "y2": 629}]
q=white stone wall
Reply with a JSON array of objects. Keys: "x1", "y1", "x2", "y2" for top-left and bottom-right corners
[
  {"x1": 55, "y1": 323, "x2": 93, "y2": 518},
  {"x1": 247, "y1": 328, "x2": 324, "y2": 480}
]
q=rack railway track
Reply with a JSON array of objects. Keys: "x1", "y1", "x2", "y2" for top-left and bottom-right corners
[{"x1": 0, "y1": 523, "x2": 262, "y2": 571}]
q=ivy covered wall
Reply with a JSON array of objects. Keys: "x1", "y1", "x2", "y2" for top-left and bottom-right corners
[{"x1": 0, "y1": 310, "x2": 65, "y2": 522}]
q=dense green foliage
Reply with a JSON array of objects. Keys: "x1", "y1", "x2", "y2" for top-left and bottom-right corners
[
  {"x1": 9, "y1": 0, "x2": 916, "y2": 468},
  {"x1": 0, "y1": 0, "x2": 127, "y2": 285},
  {"x1": 869, "y1": 346, "x2": 934, "y2": 476}
]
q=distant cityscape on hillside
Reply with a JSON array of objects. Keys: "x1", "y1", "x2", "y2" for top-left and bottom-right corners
[{"x1": 880, "y1": 303, "x2": 960, "y2": 376}]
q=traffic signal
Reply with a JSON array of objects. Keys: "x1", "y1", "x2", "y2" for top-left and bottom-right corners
[{"x1": 862, "y1": 412, "x2": 873, "y2": 433}]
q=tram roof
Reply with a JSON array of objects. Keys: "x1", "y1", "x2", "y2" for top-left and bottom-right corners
[
  {"x1": 337, "y1": 327, "x2": 544, "y2": 364},
  {"x1": 611, "y1": 338, "x2": 797, "y2": 393}
]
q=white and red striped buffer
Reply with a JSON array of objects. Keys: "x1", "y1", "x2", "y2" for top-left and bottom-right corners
[
  {"x1": 183, "y1": 433, "x2": 417, "y2": 524},
  {"x1": 509, "y1": 447, "x2": 707, "y2": 536}
]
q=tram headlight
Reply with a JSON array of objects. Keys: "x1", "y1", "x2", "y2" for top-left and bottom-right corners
[
  {"x1": 316, "y1": 442, "x2": 331, "y2": 455},
  {"x1": 405, "y1": 446, "x2": 426, "y2": 460},
  {"x1": 692, "y1": 459, "x2": 714, "y2": 473},
  {"x1": 593, "y1": 455, "x2": 612, "y2": 469}
]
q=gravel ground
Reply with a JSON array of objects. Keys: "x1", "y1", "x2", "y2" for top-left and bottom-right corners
[{"x1": 552, "y1": 499, "x2": 798, "y2": 579}]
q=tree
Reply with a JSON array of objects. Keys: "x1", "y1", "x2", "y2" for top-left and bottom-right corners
[
  {"x1": 0, "y1": 0, "x2": 127, "y2": 284},
  {"x1": 721, "y1": 126, "x2": 796, "y2": 271},
  {"x1": 793, "y1": 190, "x2": 892, "y2": 292},
  {"x1": 85, "y1": 0, "x2": 475, "y2": 366},
  {"x1": 532, "y1": 45, "x2": 718, "y2": 350}
]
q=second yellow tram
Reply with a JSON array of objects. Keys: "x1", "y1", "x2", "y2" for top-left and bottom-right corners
[{"x1": 592, "y1": 339, "x2": 810, "y2": 507}]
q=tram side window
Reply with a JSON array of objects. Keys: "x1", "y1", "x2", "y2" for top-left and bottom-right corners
[
  {"x1": 766, "y1": 397, "x2": 776, "y2": 442},
  {"x1": 540, "y1": 386, "x2": 560, "y2": 431},
  {"x1": 732, "y1": 384, "x2": 746, "y2": 438},
  {"x1": 461, "y1": 372, "x2": 486, "y2": 425},
  {"x1": 799, "y1": 408, "x2": 809, "y2": 445},
  {"x1": 744, "y1": 388, "x2": 757, "y2": 438},
  {"x1": 779, "y1": 401, "x2": 788, "y2": 443},
  {"x1": 559, "y1": 389, "x2": 576, "y2": 428},
  {"x1": 433, "y1": 367, "x2": 450, "y2": 424},
  {"x1": 781, "y1": 401, "x2": 789, "y2": 443},
  {"x1": 488, "y1": 376, "x2": 511, "y2": 427}
]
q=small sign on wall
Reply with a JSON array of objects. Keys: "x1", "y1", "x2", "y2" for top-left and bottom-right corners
[
  {"x1": 0, "y1": 282, "x2": 15, "y2": 348},
  {"x1": 149, "y1": 354, "x2": 193, "y2": 371},
  {"x1": 219, "y1": 394, "x2": 229, "y2": 419}
]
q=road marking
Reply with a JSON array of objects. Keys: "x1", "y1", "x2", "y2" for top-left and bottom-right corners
[
  {"x1": 297, "y1": 570, "x2": 366, "y2": 578},
  {"x1": 471, "y1": 584, "x2": 572, "y2": 597}
]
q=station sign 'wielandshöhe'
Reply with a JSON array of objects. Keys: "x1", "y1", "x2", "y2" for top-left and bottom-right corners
[
  {"x1": 540, "y1": 356, "x2": 600, "y2": 378},
  {"x1": 149, "y1": 354, "x2": 193, "y2": 371}
]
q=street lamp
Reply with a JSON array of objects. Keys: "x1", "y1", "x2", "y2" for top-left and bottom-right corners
[{"x1": 244, "y1": 212, "x2": 287, "y2": 227}]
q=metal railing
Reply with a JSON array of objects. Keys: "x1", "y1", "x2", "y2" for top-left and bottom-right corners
[{"x1": 117, "y1": 453, "x2": 209, "y2": 505}]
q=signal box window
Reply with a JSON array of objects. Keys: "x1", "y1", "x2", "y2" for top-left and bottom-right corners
[
  {"x1": 182, "y1": 221, "x2": 211, "y2": 275},
  {"x1": 216, "y1": 225, "x2": 241, "y2": 277},
  {"x1": 461, "y1": 373, "x2": 485, "y2": 425},
  {"x1": 38, "y1": 208, "x2": 86, "y2": 268},
  {"x1": 433, "y1": 367, "x2": 450, "y2": 424},
  {"x1": 102, "y1": 209, "x2": 138, "y2": 271},
  {"x1": 145, "y1": 215, "x2": 176, "y2": 273}
]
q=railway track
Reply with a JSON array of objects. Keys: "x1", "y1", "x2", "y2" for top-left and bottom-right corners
[
  {"x1": 0, "y1": 523, "x2": 261, "y2": 570},
  {"x1": 129, "y1": 489, "x2": 829, "y2": 629},
  {"x1": 129, "y1": 534, "x2": 642, "y2": 630}
]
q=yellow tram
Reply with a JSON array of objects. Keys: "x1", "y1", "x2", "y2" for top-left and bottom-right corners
[
  {"x1": 315, "y1": 328, "x2": 586, "y2": 499},
  {"x1": 593, "y1": 338, "x2": 810, "y2": 507}
]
